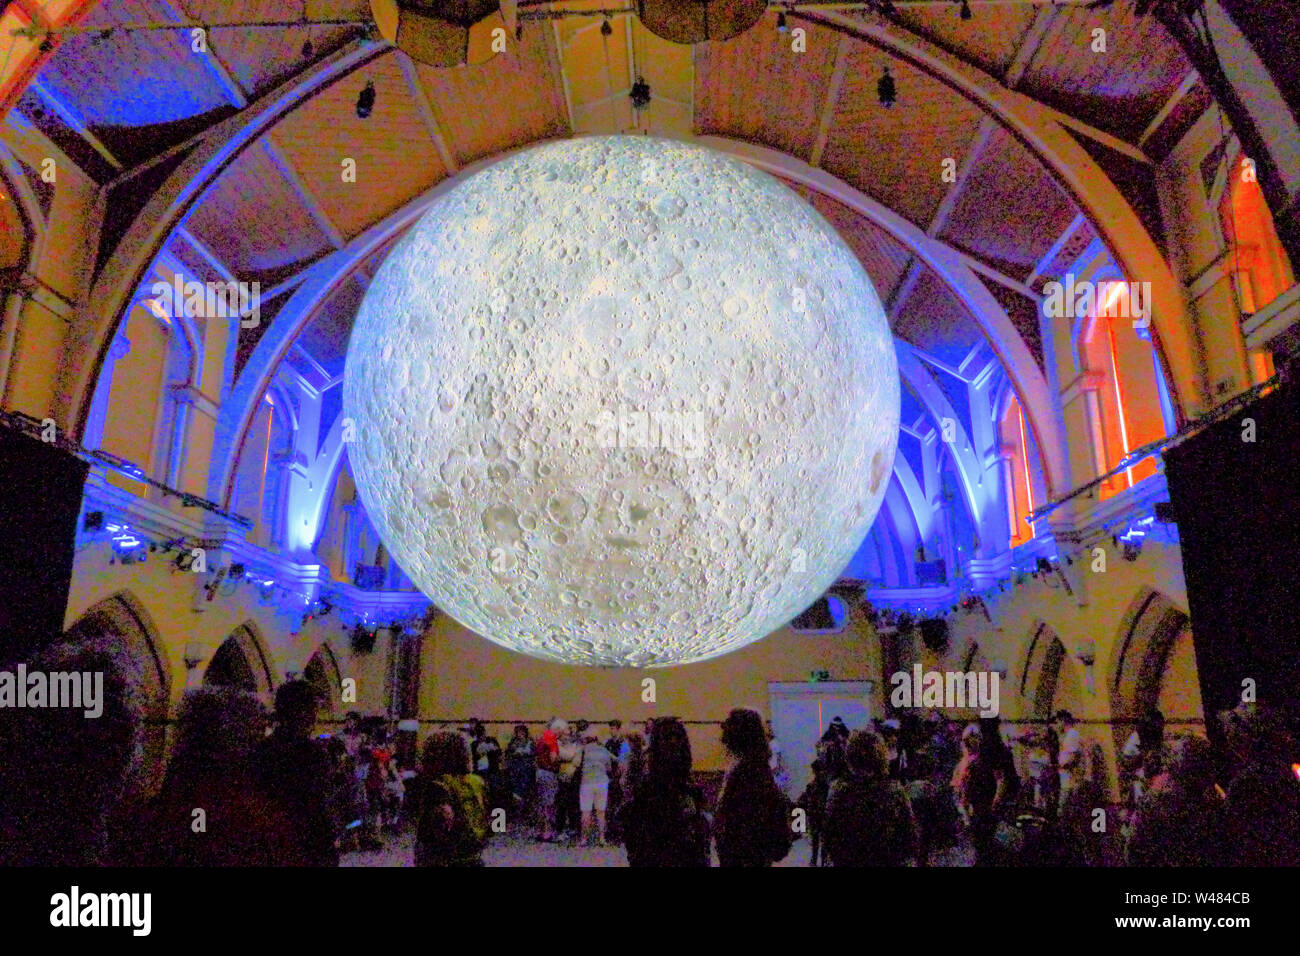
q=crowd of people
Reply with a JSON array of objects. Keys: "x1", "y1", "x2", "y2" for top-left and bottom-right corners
[{"x1": 1, "y1": 642, "x2": 1297, "y2": 867}]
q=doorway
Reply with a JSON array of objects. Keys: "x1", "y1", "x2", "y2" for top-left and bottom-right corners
[{"x1": 769, "y1": 681, "x2": 874, "y2": 798}]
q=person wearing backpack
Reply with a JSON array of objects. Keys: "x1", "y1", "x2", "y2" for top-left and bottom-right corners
[
  {"x1": 714, "y1": 708, "x2": 794, "y2": 867},
  {"x1": 413, "y1": 732, "x2": 489, "y2": 867},
  {"x1": 617, "y1": 717, "x2": 711, "y2": 867}
]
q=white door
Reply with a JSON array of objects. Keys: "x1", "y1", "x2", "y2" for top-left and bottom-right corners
[{"x1": 769, "y1": 681, "x2": 874, "y2": 798}]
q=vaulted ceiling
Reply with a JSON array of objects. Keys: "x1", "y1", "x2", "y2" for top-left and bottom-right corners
[{"x1": 7, "y1": 0, "x2": 1210, "y2": 511}]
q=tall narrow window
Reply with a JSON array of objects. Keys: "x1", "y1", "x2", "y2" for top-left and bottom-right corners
[{"x1": 1220, "y1": 162, "x2": 1295, "y2": 316}]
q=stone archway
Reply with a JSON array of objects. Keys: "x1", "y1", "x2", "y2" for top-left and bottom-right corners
[
  {"x1": 204, "y1": 622, "x2": 276, "y2": 700},
  {"x1": 303, "y1": 642, "x2": 343, "y2": 719},
  {"x1": 1109, "y1": 588, "x2": 1192, "y2": 754},
  {"x1": 1021, "y1": 622, "x2": 1068, "y2": 721},
  {"x1": 61, "y1": 590, "x2": 172, "y2": 796}
]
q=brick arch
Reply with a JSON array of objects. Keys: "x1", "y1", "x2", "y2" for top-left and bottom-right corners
[{"x1": 1109, "y1": 588, "x2": 1191, "y2": 754}]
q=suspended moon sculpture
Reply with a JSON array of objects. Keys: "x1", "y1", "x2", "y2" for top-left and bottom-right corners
[{"x1": 344, "y1": 136, "x2": 899, "y2": 666}]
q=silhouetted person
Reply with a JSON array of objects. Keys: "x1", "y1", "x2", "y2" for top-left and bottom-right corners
[
  {"x1": 1220, "y1": 703, "x2": 1300, "y2": 866},
  {"x1": 252, "y1": 680, "x2": 338, "y2": 866},
  {"x1": 714, "y1": 708, "x2": 793, "y2": 867},
  {"x1": 117, "y1": 688, "x2": 298, "y2": 866},
  {"x1": 815, "y1": 725, "x2": 848, "y2": 783},
  {"x1": 618, "y1": 717, "x2": 710, "y2": 867},
  {"x1": 469, "y1": 719, "x2": 504, "y2": 811},
  {"x1": 824, "y1": 731, "x2": 918, "y2": 867},
  {"x1": 1126, "y1": 735, "x2": 1226, "y2": 867},
  {"x1": 412, "y1": 731, "x2": 488, "y2": 867},
  {"x1": 0, "y1": 636, "x2": 141, "y2": 866},
  {"x1": 797, "y1": 758, "x2": 831, "y2": 866}
]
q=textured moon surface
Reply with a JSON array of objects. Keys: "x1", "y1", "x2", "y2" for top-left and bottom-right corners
[{"x1": 343, "y1": 136, "x2": 899, "y2": 667}]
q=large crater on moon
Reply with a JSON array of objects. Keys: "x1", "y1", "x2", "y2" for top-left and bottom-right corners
[{"x1": 343, "y1": 136, "x2": 899, "y2": 667}]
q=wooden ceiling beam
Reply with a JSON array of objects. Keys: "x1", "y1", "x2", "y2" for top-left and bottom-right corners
[
  {"x1": 104, "y1": 38, "x2": 384, "y2": 191},
  {"x1": 958, "y1": 249, "x2": 1039, "y2": 300},
  {"x1": 1138, "y1": 70, "x2": 1199, "y2": 150},
  {"x1": 263, "y1": 137, "x2": 345, "y2": 250},
  {"x1": 1025, "y1": 211, "x2": 1084, "y2": 289},
  {"x1": 394, "y1": 51, "x2": 458, "y2": 175},
  {"x1": 799, "y1": 10, "x2": 1152, "y2": 166},
  {"x1": 809, "y1": 34, "x2": 852, "y2": 168},
  {"x1": 1003, "y1": 2, "x2": 1060, "y2": 90},
  {"x1": 175, "y1": 224, "x2": 238, "y2": 283},
  {"x1": 551, "y1": 19, "x2": 578, "y2": 133},
  {"x1": 887, "y1": 258, "x2": 923, "y2": 319},
  {"x1": 927, "y1": 113, "x2": 997, "y2": 238},
  {"x1": 153, "y1": 0, "x2": 248, "y2": 109},
  {"x1": 27, "y1": 78, "x2": 122, "y2": 172}
]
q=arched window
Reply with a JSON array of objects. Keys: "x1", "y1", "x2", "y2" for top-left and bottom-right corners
[
  {"x1": 1078, "y1": 276, "x2": 1175, "y2": 500},
  {"x1": 1220, "y1": 158, "x2": 1295, "y2": 317},
  {"x1": 1220, "y1": 157, "x2": 1293, "y2": 383},
  {"x1": 999, "y1": 393, "x2": 1037, "y2": 548}
]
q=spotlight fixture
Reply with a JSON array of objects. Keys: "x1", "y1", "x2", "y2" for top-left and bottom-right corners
[
  {"x1": 777, "y1": 10, "x2": 787, "y2": 33},
  {"x1": 356, "y1": 80, "x2": 376, "y2": 119},
  {"x1": 302, "y1": 38, "x2": 314, "y2": 58},
  {"x1": 877, "y1": 65, "x2": 896, "y2": 108},
  {"x1": 630, "y1": 76, "x2": 651, "y2": 111},
  {"x1": 959, "y1": 0, "x2": 972, "y2": 20},
  {"x1": 600, "y1": 18, "x2": 613, "y2": 37}
]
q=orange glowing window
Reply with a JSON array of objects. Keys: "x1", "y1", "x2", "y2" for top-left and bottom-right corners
[{"x1": 1220, "y1": 160, "x2": 1295, "y2": 315}]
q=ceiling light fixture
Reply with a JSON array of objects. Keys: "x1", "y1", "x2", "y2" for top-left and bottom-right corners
[
  {"x1": 877, "y1": 65, "x2": 896, "y2": 108},
  {"x1": 601, "y1": 18, "x2": 613, "y2": 36},
  {"x1": 777, "y1": 10, "x2": 787, "y2": 33},
  {"x1": 959, "y1": 0, "x2": 972, "y2": 20},
  {"x1": 356, "y1": 80, "x2": 376, "y2": 119},
  {"x1": 630, "y1": 76, "x2": 651, "y2": 111}
]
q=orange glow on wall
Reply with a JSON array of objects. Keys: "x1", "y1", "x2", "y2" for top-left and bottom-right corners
[
  {"x1": 1001, "y1": 395, "x2": 1034, "y2": 548},
  {"x1": 1221, "y1": 165, "x2": 1295, "y2": 315}
]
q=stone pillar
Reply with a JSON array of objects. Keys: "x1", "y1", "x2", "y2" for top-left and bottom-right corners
[
  {"x1": 83, "y1": 332, "x2": 131, "y2": 449},
  {"x1": 999, "y1": 444, "x2": 1019, "y2": 541}
]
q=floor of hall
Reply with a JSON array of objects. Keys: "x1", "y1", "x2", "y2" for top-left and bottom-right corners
[{"x1": 342, "y1": 832, "x2": 976, "y2": 866}]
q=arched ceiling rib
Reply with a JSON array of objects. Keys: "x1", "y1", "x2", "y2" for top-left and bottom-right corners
[{"x1": 6, "y1": 1, "x2": 1213, "y2": 469}]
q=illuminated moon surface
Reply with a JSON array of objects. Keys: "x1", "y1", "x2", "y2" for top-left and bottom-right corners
[{"x1": 343, "y1": 136, "x2": 899, "y2": 667}]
